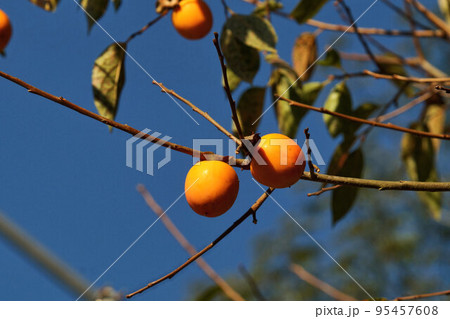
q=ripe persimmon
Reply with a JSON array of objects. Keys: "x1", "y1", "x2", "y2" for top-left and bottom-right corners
[
  {"x1": 172, "y1": 0, "x2": 213, "y2": 40},
  {"x1": 185, "y1": 160, "x2": 239, "y2": 217},
  {"x1": 250, "y1": 133, "x2": 306, "y2": 188},
  {"x1": 0, "y1": 9, "x2": 12, "y2": 52}
]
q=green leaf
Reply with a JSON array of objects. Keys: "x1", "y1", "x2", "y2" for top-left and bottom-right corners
[
  {"x1": 252, "y1": 0, "x2": 284, "y2": 17},
  {"x1": 233, "y1": 87, "x2": 266, "y2": 137},
  {"x1": 292, "y1": 32, "x2": 317, "y2": 81},
  {"x1": 29, "y1": 0, "x2": 60, "y2": 11},
  {"x1": 318, "y1": 49, "x2": 341, "y2": 68},
  {"x1": 222, "y1": 68, "x2": 241, "y2": 92},
  {"x1": 424, "y1": 103, "x2": 446, "y2": 154},
  {"x1": 223, "y1": 14, "x2": 277, "y2": 53},
  {"x1": 290, "y1": 0, "x2": 328, "y2": 24},
  {"x1": 220, "y1": 29, "x2": 260, "y2": 83},
  {"x1": 332, "y1": 148, "x2": 364, "y2": 224},
  {"x1": 92, "y1": 42, "x2": 126, "y2": 131},
  {"x1": 112, "y1": 0, "x2": 121, "y2": 10},
  {"x1": 438, "y1": 0, "x2": 450, "y2": 23},
  {"x1": 80, "y1": 0, "x2": 109, "y2": 32},
  {"x1": 323, "y1": 81, "x2": 352, "y2": 138},
  {"x1": 401, "y1": 124, "x2": 441, "y2": 219},
  {"x1": 301, "y1": 81, "x2": 323, "y2": 105},
  {"x1": 270, "y1": 67, "x2": 305, "y2": 138}
]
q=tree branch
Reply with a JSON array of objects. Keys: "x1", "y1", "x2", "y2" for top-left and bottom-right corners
[
  {"x1": 301, "y1": 172, "x2": 450, "y2": 192},
  {"x1": 137, "y1": 184, "x2": 245, "y2": 301},
  {"x1": 126, "y1": 187, "x2": 274, "y2": 298},
  {"x1": 290, "y1": 263, "x2": 356, "y2": 301},
  {"x1": 0, "y1": 210, "x2": 97, "y2": 300},
  {"x1": 337, "y1": 0, "x2": 383, "y2": 72},
  {"x1": 277, "y1": 95, "x2": 450, "y2": 140},
  {"x1": 0, "y1": 70, "x2": 246, "y2": 168},
  {"x1": 125, "y1": 14, "x2": 166, "y2": 44},
  {"x1": 307, "y1": 185, "x2": 342, "y2": 197},
  {"x1": 153, "y1": 81, "x2": 242, "y2": 147},
  {"x1": 406, "y1": 0, "x2": 450, "y2": 38},
  {"x1": 306, "y1": 19, "x2": 446, "y2": 38},
  {"x1": 212, "y1": 32, "x2": 245, "y2": 142},
  {"x1": 364, "y1": 70, "x2": 450, "y2": 83},
  {"x1": 394, "y1": 289, "x2": 450, "y2": 301}
]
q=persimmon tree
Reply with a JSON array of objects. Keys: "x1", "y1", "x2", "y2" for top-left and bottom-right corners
[{"x1": 1, "y1": 0, "x2": 449, "y2": 300}]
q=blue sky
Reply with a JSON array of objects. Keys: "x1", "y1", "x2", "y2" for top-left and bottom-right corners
[{"x1": 0, "y1": 0, "x2": 447, "y2": 300}]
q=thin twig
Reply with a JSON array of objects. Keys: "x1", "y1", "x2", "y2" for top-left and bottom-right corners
[
  {"x1": 277, "y1": 95, "x2": 450, "y2": 140},
  {"x1": 0, "y1": 69, "x2": 246, "y2": 168},
  {"x1": 435, "y1": 85, "x2": 450, "y2": 94},
  {"x1": 306, "y1": 19, "x2": 446, "y2": 38},
  {"x1": 394, "y1": 289, "x2": 450, "y2": 301},
  {"x1": 337, "y1": 0, "x2": 383, "y2": 72},
  {"x1": 380, "y1": 0, "x2": 431, "y2": 30},
  {"x1": 238, "y1": 264, "x2": 266, "y2": 301},
  {"x1": 153, "y1": 81, "x2": 242, "y2": 147},
  {"x1": 2, "y1": 70, "x2": 450, "y2": 193},
  {"x1": 364, "y1": 70, "x2": 450, "y2": 83},
  {"x1": 301, "y1": 172, "x2": 450, "y2": 192},
  {"x1": 371, "y1": 91, "x2": 434, "y2": 123},
  {"x1": 304, "y1": 128, "x2": 317, "y2": 180},
  {"x1": 406, "y1": 0, "x2": 450, "y2": 37},
  {"x1": 0, "y1": 210, "x2": 97, "y2": 300},
  {"x1": 125, "y1": 14, "x2": 165, "y2": 44},
  {"x1": 308, "y1": 185, "x2": 342, "y2": 197},
  {"x1": 220, "y1": 0, "x2": 230, "y2": 18},
  {"x1": 126, "y1": 187, "x2": 274, "y2": 299},
  {"x1": 290, "y1": 264, "x2": 357, "y2": 301},
  {"x1": 212, "y1": 32, "x2": 245, "y2": 142},
  {"x1": 404, "y1": 0, "x2": 425, "y2": 63},
  {"x1": 340, "y1": 52, "x2": 448, "y2": 78},
  {"x1": 137, "y1": 185, "x2": 245, "y2": 301}
]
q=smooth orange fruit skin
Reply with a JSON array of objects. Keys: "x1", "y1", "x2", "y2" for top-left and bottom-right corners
[
  {"x1": 172, "y1": 0, "x2": 213, "y2": 40},
  {"x1": 250, "y1": 133, "x2": 306, "y2": 188},
  {"x1": 0, "y1": 9, "x2": 12, "y2": 51},
  {"x1": 185, "y1": 160, "x2": 239, "y2": 217}
]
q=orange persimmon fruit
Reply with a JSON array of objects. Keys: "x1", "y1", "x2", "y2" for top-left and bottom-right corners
[
  {"x1": 0, "y1": 9, "x2": 12, "y2": 52},
  {"x1": 250, "y1": 133, "x2": 306, "y2": 188},
  {"x1": 185, "y1": 160, "x2": 239, "y2": 217},
  {"x1": 172, "y1": 0, "x2": 213, "y2": 40}
]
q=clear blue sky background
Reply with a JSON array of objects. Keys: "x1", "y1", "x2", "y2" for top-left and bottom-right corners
[{"x1": 0, "y1": 0, "x2": 447, "y2": 301}]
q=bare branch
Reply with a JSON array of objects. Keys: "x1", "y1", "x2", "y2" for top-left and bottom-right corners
[
  {"x1": 125, "y1": 14, "x2": 166, "y2": 44},
  {"x1": 153, "y1": 81, "x2": 242, "y2": 147},
  {"x1": 212, "y1": 32, "x2": 245, "y2": 142},
  {"x1": 127, "y1": 187, "x2": 274, "y2": 298},
  {"x1": 0, "y1": 69, "x2": 246, "y2": 168},
  {"x1": 394, "y1": 289, "x2": 450, "y2": 301},
  {"x1": 290, "y1": 264, "x2": 356, "y2": 301},
  {"x1": 364, "y1": 70, "x2": 450, "y2": 83},
  {"x1": 137, "y1": 185, "x2": 245, "y2": 301},
  {"x1": 308, "y1": 185, "x2": 343, "y2": 197},
  {"x1": 0, "y1": 210, "x2": 97, "y2": 300},
  {"x1": 371, "y1": 91, "x2": 434, "y2": 123},
  {"x1": 406, "y1": 0, "x2": 450, "y2": 37},
  {"x1": 304, "y1": 128, "x2": 317, "y2": 180},
  {"x1": 277, "y1": 95, "x2": 450, "y2": 141},
  {"x1": 306, "y1": 19, "x2": 446, "y2": 38},
  {"x1": 337, "y1": 0, "x2": 383, "y2": 72},
  {"x1": 301, "y1": 172, "x2": 450, "y2": 192}
]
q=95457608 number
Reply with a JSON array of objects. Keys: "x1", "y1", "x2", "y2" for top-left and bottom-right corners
[{"x1": 375, "y1": 305, "x2": 438, "y2": 316}]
